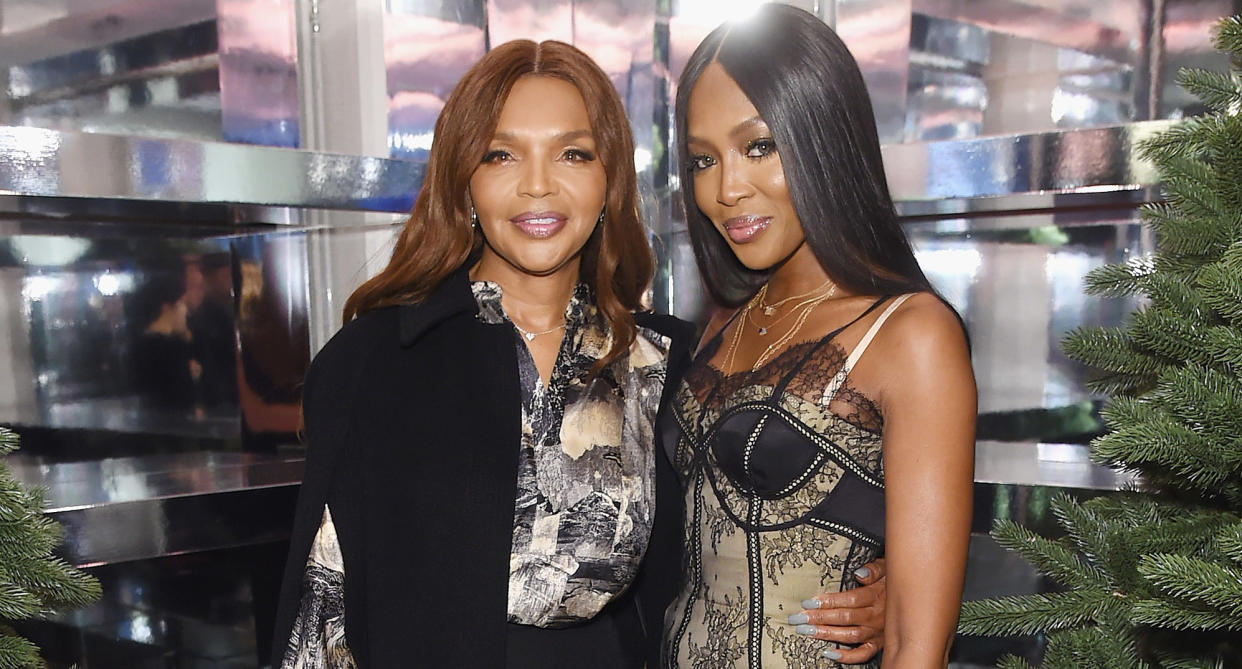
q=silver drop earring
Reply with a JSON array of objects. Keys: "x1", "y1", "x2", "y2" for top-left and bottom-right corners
[
  {"x1": 597, "y1": 209, "x2": 605, "y2": 225},
  {"x1": 470, "y1": 206, "x2": 479, "y2": 229}
]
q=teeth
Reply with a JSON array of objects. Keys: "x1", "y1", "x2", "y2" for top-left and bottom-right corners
[{"x1": 523, "y1": 217, "x2": 557, "y2": 225}]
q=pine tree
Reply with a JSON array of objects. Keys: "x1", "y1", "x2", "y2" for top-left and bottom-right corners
[
  {"x1": 0, "y1": 427, "x2": 101, "y2": 669},
  {"x1": 958, "y1": 16, "x2": 1242, "y2": 669}
]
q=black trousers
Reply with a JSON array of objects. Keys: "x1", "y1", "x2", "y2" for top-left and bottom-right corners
[{"x1": 504, "y1": 596, "x2": 646, "y2": 669}]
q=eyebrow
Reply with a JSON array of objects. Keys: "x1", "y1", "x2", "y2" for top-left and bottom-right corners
[
  {"x1": 492, "y1": 129, "x2": 595, "y2": 143},
  {"x1": 686, "y1": 116, "x2": 768, "y2": 147}
]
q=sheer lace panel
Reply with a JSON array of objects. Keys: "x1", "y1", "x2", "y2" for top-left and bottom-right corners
[{"x1": 684, "y1": 337, "x2": 884, "y2": 435}]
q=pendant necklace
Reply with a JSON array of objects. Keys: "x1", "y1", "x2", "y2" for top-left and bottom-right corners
[
  {"x1": 758, "y1": 278, "x2": 833, "y2": 316},
  {"x1": 513, "y1": 322, "x2": 566, "y2": 341},
  {"x1": 751, "y1": 282, "x2": 837, "y2": 335}
]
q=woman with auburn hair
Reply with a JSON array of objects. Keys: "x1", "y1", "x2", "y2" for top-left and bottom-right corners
[
  {"x1": 269, "y1": 39, "x2": 690, "y2": 669},
  {"x1": 661, "y1": 5, "x2": 975, "y2": 668},
  {"x1": 271, "y1": 36, "x2": 888, "y2": 669}
]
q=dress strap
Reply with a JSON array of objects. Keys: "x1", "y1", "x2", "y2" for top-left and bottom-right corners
[{"x1": 821, "y1": 293, "x2": 915, "y2": 406}]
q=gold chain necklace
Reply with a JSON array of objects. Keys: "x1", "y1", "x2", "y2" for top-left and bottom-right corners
[
  {"x1": 757, "y1": 279, "x2": 833, "y2": 316},
  {"x1": 749, "y1": 283, "x2": 837, "y2": 335},
  {"x1": 720, "y1": 284, "x2": 837, "y2": 372}
]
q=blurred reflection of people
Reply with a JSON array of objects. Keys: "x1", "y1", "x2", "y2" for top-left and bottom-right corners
[
  {"x1": 128, "y1": 263, "x2": 202, "y2": 412},
  {"x1": 189, "y1": 252, "x2": 239, "y2": 408}
]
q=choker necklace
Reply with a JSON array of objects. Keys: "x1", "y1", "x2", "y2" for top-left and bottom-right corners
[
  {"x1": 758, "y1": 279, "x2": 834, "y2": 316},
  {"x1": 512, "y1": 321, "x2": 566, "y2": 342}
]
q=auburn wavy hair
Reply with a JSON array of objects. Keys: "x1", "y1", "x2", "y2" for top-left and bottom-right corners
[{"x1": 343, "y1": 40, "x2": 653, "y2": 370}]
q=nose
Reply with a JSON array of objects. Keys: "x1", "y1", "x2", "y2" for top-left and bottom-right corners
[
  {"x1": 715, "y1": 155, "x2": 751, "y2": 207},
  {"x1": 517, "y1": 157, "x2": 555, "y2": 199}
]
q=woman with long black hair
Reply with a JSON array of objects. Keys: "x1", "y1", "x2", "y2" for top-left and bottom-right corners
[{"x1": 662, "y1": 5, "x2": 976, "y2": 667}]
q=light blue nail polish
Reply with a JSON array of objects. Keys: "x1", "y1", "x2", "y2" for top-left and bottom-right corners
[
  {"x1": 822, "y1": 649, "x2": 843, "y2": 660},
  {"x1": 787, "y1": 613, "x2": 809, "y2": 625},
  {"x1": 795, "y1": 624, "x2": 817, "y2": 636},
  {"x1": 800, "y1": 598, "x2": 821, "y2": 609},
  {"x1": 854, "y1": 566, "x2": 872, "y2": 580}
]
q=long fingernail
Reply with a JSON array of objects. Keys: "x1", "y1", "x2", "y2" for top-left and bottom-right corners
[
  {"x1": 822, "y1": 649, "x2": 842, "y2": 660},
  {"x1": 800, "y1": 598, "x2": 821, "y2": 609},
  {"x1": 854, "y1": 566, "x2": 871, "y2": 580},
  {"x1": 787, "y1": 613, "x2": 809, "y2": 625},
  {"x1": 795, "y1": 624, "x2": 817, "y2": 636}
]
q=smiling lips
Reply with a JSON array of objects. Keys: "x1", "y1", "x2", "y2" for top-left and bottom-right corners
[
  {"x1": 723, "y1": 215, "x2": 771, "y2": 244},
  {"x1": 511, "y1": 211, "x2": 568, "y2": 239}
]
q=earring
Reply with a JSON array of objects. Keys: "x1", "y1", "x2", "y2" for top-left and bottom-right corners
[
  {"x1": 470, "y1": 206, "x2": 479, "y2": 229},
  {"x1": 597, "y1": 209, "x2": 605, "y2": 225}
]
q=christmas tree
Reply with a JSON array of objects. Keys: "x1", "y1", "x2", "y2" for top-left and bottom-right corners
[
  {"x1": 0, "y1": 427, "x2": 101, "y2": 668},
  {"x1": 958, "y1": 16, "x2": 1242, "y2": 669}
]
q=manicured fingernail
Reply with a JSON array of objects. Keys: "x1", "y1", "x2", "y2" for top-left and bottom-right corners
[
  {"x1": 822, "y1": 649, "x2": 842, "y2": 660},
  {"x1": 795, "y1": 624, "x2": 817, "y2": 636},
  {"x1": 800, "y1": 598, "x2": 821, "y2": 609},
  {"x1": 787, "y1": 613, "x2": 809, "y2": 625},
  {"x1": 854, "y1": 566, "x2": 871, "y2": 579}
]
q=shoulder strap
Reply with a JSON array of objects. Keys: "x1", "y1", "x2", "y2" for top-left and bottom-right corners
[{"x1": 821, "y1": 293, "x2": 914, "y2": 406}]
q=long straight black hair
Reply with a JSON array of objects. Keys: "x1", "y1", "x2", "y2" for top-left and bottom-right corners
[{"x1": 676, "y1": 3, "x2": 934, "y2": 307}]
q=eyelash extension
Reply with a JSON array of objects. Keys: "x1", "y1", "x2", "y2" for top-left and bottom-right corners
[
  {"x1": 565, "y1": 148, "x2": 597, "y2": 161},
  {"x1": 481, "y1": 150, "x2": 509, "y2": 163},
  {"x1": 745, "y1": 138, "x2": 777, "y2": 158}
]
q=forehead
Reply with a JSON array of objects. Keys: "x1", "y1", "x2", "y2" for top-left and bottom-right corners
[
  {"x1": 686, "y1": 62, "x2": 761, "y2": 138},
  {"x1": 495, "y1": 75, "x2": 592, "y2": 135}
]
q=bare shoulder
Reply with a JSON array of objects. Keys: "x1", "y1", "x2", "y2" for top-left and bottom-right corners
[
  {"x1": 864, "y1": 292, "x2": 973, "y2": 407},
  {"x1": 876, "y1": 292, "x2": 969, "y2": 364}
]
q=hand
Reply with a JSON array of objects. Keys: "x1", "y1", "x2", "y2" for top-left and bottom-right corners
[{"x1": 790, "y1": 559, "x2": 886, "y2": 664}]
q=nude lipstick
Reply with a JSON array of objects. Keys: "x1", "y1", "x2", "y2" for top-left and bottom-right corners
[{"x1": 511, "y1": 211, "x2": 568, "y2": 239}]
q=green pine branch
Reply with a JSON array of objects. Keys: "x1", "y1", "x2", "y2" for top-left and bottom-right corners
[
  {"x1": 0, "y1": 633, "x2": 41, "y2": 669},
  {"x1": 1177, "y1": 68, "x2": 1242, "y2": 115},
  {"x1": 0, "y1": 427, "x2": 101, "y2": 668},
  {"x1": 1137, "y1": 553, "x2": 1242, "y2": 621},
  {"x1": 991, "y1": 518, "x2": 1110, "y2": 589},
  {"x1": 1198, "y1": 245, "x2": 1242, "y2": 326},
  {"x1": 958, "y1": 590, "x2": 1119, "y2": 637},
  {"x1": 1218, "y1": 522, "x2": 1242, "y2": 565},
  {"x1": 1084, "y1": 257, "x2": 1155, "y2": 298}
]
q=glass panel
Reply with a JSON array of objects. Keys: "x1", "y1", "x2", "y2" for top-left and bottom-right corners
[
  {"x1": 0, "y1": 219, "x2": 310, "y2": 452},
  {"x1": 0, "y1": 0, "x2": 299, "y2": 146}
]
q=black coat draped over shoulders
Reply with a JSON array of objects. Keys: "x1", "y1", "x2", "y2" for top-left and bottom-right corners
[{"x1": 271, "y1": 269, "x2": 694, "y2": 668}]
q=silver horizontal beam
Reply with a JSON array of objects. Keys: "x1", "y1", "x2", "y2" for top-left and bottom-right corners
[
  {"x1": 885, "y1": 119, "x2": 1171, "y2": 216},
  {"x1": 0, "y1": 126, "x2": 423, "y2": 213},
  {"x1": 0, "y1": 120, "x2": 1171, "y2": 221},
  {"x1": 6, "y1": 440, "x2": 1129, "y2": 567}
]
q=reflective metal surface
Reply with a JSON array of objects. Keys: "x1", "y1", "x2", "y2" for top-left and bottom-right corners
[
  {"x1": 217, "y1": 0, "x2": 300, "y2": 146},
  {"x1": 0, "y1": 126, "x2": 423, "y2": 212},
  {"x1": 0, "y1": 219, "x2": 310, "y2": 445},
  {"x1": 974, "y1": 441, "x2": 1134, "y2": 490},
  {"x1": 7, "y1": 450, "x2": 302, "y2": 566},
  {"x1": 383, "y1": 1, "x2": 486, "y2": 160},
  {"x1": 883, "y1": 119, "x2": 1169, "y2": 213},
  {"x1": 905, "y1": 207, "x2": 1150, "y2": 416}
]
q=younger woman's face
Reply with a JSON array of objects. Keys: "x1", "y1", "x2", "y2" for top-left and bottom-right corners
[
  {"x1": 469, "y1": 75, "x2": 607, "y2": 280},
  {"x1": 686, "y1": 62, "x2": 805, "y2": 271}
]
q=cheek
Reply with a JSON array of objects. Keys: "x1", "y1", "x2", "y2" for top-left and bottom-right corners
[{"x1": 692, "y1": 176, "x2": 717, "y2": 217}]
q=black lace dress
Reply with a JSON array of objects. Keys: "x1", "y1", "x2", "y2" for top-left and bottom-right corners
[{"x1": 662, "y1": 296, "x2": 908, "y2": 669}]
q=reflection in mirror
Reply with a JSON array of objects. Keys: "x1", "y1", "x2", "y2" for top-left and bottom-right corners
[
  {"x1": 1, "y1": 0, "x2": 299, "y2": 146},
  {"x1": 0, "y1": 221, "x2": 310, "y2": 455}
]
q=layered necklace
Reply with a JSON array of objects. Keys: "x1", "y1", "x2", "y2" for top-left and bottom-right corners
[{"x1": 722, "y1": 280, "x2": 838, "y2": 373}]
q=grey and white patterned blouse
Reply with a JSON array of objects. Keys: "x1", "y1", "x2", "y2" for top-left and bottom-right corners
[{"x1": 281, "y1": 281, "x2": 671, "y2": 667}]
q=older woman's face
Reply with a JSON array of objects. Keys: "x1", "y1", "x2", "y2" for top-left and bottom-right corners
[
  {"x1": 686, "y1": 62, "x2": 805, "y2": 271},
  {"x1": 469, "y1": 75, "x2": 606, "y2": 280}
]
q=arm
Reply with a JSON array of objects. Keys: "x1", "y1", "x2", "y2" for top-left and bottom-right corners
[{"x1": 878, "y1": 295, "x2": 976, "y2": 668}]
